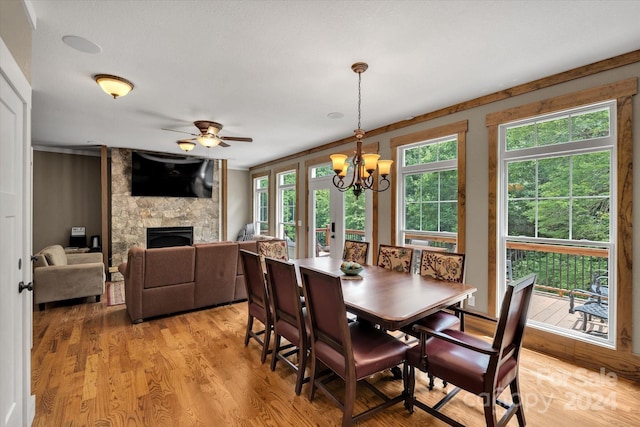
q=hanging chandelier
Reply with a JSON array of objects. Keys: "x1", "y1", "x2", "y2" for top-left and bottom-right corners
[{"x1": 330, "y1": 62, "x2": 392, "y2": 198}]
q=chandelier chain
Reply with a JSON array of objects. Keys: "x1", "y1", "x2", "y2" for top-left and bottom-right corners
[{"x1": 357, "y1": 71, "x2": 362, "y2": 131}]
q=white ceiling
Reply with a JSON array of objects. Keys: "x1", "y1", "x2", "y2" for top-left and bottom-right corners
[{"x1": 30, "y1": 0, "x2": 640, "y2": 170}]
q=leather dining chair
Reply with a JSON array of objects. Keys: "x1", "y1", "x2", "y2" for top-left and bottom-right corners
[
  {"x1": 239, "y1": 249, "x2": 273, "y2": 363},
  {"x1": 406, "y1": 273, "x2": 537, "y2": 427},
  {"x1": 342, "y1": 240, "x2": 369, "y2": 264},
  {"x1": 377, "y1": 244, "x2": 414, "y2": 273},
  {"x1": 299, "y1": 266, "x2": 410, "y2": 427},
  {"x1": 264, "y1": 257, "x2": 310, "y2": 395},
  {"x1": 257, "y1": 239, "x2": 289, "y2": 261}
]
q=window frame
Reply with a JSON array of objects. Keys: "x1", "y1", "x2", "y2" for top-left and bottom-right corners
[
  {"x1": 252, "y1": 172, "x2": 270, "y2": 236},
  {"x1": 276, "y1": 167, "x2": 298, "y2": 258}
]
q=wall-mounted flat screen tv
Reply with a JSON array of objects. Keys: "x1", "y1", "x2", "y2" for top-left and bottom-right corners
[{"x1": 131, "y1": 151, "x2": 214, "y2": 198}]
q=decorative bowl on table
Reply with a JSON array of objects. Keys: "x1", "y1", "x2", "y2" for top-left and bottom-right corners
[{"x1": 340, "y1": 261, "x2": 363, "y2": 276}]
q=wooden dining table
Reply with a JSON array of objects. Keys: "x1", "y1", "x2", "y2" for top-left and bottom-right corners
[{"x1": 291, "y1": 257, "x2": 477, "y2": 331}]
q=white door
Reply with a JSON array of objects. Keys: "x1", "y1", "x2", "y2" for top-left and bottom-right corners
[
  {"x1": 0, "y1": 39, "x2": 33, "y2": 427},
  {"x1": 308, "y1": 173, "x2": 372, "y2": 261}
]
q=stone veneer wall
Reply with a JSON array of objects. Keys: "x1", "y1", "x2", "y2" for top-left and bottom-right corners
[{"x1": 111, "y1": 148, "x2": 220, "y2": 272}]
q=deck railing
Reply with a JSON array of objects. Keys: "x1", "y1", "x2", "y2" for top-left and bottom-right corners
[{"x1": 506, "y1": 242, "x2": 609, "y2": 295}]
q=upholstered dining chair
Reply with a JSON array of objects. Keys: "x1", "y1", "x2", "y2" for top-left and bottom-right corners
[
  {"x1": 377, "y1": 244, "x2": 414, "y2": 273},
  {"x1": 404, "y1": 250, "x2": 467, "y2": 334},
  {"x1": 406, "y1": 273, "x2": 537, "y2": 427},
  {"x1": 239, "y1": 249, "x2": 273, "y2": 363},
  {"x1": 264, "y1": 257, "x2": 310, "y2": 395},
  {"x1": 257, "y1": 239, "x2": 289, "y2": 261},
  {"x1": 299, "y1": 266, "x2": 410, "y2": 427},
  {"x1": 342, "y1": 240, "x2": 369, "y2": 264}
]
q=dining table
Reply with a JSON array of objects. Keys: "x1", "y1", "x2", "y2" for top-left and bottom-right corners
[{"x1": 291, "y1": 257, "x2": 477, "y2": 331}]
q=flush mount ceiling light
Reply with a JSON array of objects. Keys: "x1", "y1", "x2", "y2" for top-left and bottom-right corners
[
  {"x1": 329, "y1": 62, "x2": 393, "y2": 198},
  {"x1": 94, "y1": 74, "x2": 134, "y2": 99},
  {"x1": 176, "y1": 139, "x2": 196, "y2": 152}
]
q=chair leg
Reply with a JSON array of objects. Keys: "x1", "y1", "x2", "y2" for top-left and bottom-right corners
[
  {"x1": 270, "y1": 334, "x2": 281, "y2": 371},
  {"x1": 260, "y1": 323, "x2": 271, "y2": 364},
  {"x1": 308, "y1": 357, "x2": 318, "y2": 401},
  {"x1": 428, "y1": 373, "x2": 435, "y2": 390},
  {"x1": 482, "y1": 392, "x2": 498, "y2": 427},
  {"x1": 294, "y1": 346, "x2": 308, "y2": 396},
  {"x1": 406, "y1": 366, "x2": 416, "y2": 414},
  {"x1": 244, "y1": 315, "x2": 254, "y2": 346},
  {"x1": 510, "y1": 377, "x2": 526, "y2": 426},
  {"x1": 342, "y1": 375, "x2": 357, "y2": 427}
]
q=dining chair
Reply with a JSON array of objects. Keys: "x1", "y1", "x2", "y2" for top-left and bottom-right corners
[
  {"x1": 264, "y1": 257, "x2": 310, "y2": 395},
  {"x1": 257, "y1": 239, "x2": 289, "y2": 261},
  {"x1": 299, "y1": 266, "x2": 410, "y2": 427},
  {"x1": 239, "y1": 249, "x2": 273, "y2": 363},
  {"x1": 406, "y1": 273, "x2": 536, "y2": 427},
  {"x1": 376, "y1": 244, "x2": 414, "y2": 273},
  {"x1": 342, "y1": 240, "x2": 369, "y2": 264}
]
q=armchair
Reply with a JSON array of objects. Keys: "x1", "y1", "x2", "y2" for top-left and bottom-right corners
[{"x1": 33, "y1": 245, "x2": 105, "y2": 310}]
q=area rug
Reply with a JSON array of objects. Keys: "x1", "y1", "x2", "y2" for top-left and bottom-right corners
[{"x1": 106, "y1": 281, "x2": 125, "y2": 306}]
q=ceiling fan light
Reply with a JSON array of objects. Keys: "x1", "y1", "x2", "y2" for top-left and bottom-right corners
[
  {"x1": 197, "y1": 134, "x2": 221, "y2": 148},
  {"x1": 94, "y1": 74, "x2": 134, "y2": 99},
  {"x1": 206, "y1": 125, "x2": 220, "y2": 136},
  {"x1": 177, "y1": 139, "x2": 196, "y2": 152}
]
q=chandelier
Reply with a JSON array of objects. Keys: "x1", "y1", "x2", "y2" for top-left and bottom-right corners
[{"x1": 330, "y1": 62, "x2": 392, "y2": 198}]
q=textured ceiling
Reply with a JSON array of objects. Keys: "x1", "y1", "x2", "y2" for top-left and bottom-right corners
[{"x1": 30, "y1": 0, "x2": 640, "y2": 169}]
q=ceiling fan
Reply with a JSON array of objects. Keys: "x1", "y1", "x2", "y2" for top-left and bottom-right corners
[{"x1": 162, "y1": 120, "x2": 253, "y2": 152}]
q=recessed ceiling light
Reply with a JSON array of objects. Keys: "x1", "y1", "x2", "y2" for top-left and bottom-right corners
[
  {"x1": 62, "y1": 35, "x2": 101, "y2": 54},
  {"x1": 327, "y1": 112, "x2": 344, "y2": 119}
]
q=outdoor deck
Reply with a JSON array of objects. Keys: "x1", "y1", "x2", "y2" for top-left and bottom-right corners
[{"x1": 529, "y1": 290, "x2": 608, "y2": 337}]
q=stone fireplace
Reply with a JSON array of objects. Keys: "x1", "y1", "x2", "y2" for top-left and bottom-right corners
[{"x1": 110, "y1": 149, "x2": 220, "y2": 275}]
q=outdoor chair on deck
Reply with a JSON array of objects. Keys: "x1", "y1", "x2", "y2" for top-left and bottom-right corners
[
  {"x1": 239, "y1": 249, "x2": 273, "y2": 363},
  {"x1": 264, "y1": 257, "x2": 310, "y2": 395},
  {"x1": 299, "y1": 266, "x2": 410, "y2": 427},
  {"x1": 569, "y1": 270, "x2": 609, "y2": 333},
  {"x1": 406, "y1": 273, "x2": 536, "y2": 427},
  {"x1": 342, "y1": 240, "x2": 369, "y2": 264}
]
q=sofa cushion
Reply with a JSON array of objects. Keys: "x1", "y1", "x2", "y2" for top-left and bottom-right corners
[
  {"x1": 41, "y1": 245, "x2": 68, "y2": 266},
  {"x1": 144, "y1": 246, "x2": 196, "y2": 289}
]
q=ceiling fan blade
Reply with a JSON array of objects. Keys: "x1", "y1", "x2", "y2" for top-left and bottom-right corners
[
  {"x1": 220, "y1": 136, "x2": 253, "y2": 142},
  {"x1": 161, "y1": 128, "x2": 199, "y2": 137},
  {"x1": 219, "y1": 141, "x2": 231, "y2": 148}
]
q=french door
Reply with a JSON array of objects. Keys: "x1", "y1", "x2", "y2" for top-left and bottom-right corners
[{"x1": 308, "y1": 173, "x2": 371, "y2": 261}]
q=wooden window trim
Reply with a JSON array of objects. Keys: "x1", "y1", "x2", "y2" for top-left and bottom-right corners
[
  {"x1": 390, "y1": 120, "x2": 468, "y2": 252},
  {"x1": 486, "y1": 78, "x2": 637, "y2": 380}
]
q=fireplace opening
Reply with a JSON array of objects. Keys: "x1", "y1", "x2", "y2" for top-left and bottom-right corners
[{"x1": 147, "y1": 226, "x2": 193, "y2": 249}]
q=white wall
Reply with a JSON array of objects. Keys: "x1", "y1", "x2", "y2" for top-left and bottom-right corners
[{"x1": 226, "y1": 168, "x2": 251, "y2": 240}]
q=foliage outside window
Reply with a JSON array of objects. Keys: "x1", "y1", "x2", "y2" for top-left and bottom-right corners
[
  {"x1": 254, "y1": 176, "x2": 269, "y2": 235},
  {"x1": 500, "y1": 101, "x2": 615, "y2": 345},
  {"x1": 398, "y1": 136, "x2": 458, "y2": 247},
  {"x1": 277, "y1": 171, "x2": 297, "y2": 245}
]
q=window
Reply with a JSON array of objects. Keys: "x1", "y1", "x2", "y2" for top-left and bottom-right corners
[
  {"x1": 498, "y1": 101, "x2": 616, "y2": 347},
  {"x1": 253, "y1": 175, "x2": 269, "y2": 235},
  {"x1": 397, "y1": 135, "x2": 459, "y2": 250},
  {"x1": 277, "y1": 170, "x2": 296, "y2": 258}
]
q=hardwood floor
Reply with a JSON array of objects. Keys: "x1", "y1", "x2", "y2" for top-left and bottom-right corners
[{"x1": 32, "y1": 298, "x2": 638, "y2": 426}]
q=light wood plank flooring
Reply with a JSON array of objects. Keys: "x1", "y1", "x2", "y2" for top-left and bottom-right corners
[{"x1": 32, "y1": 297, "x2": 638, "y2": 426}]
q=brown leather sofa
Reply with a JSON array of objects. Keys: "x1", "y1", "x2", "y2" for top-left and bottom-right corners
[{"x1": 118, "y1": 240, "x2": 259, "y2": 323}]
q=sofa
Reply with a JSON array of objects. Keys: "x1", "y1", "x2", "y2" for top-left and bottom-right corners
[
  {"x1": 118, "y1": 240, "x2": 260, "y2": 323},
  {"x1": 33, "y1": 245, "x2": 106, "y2": 310}
]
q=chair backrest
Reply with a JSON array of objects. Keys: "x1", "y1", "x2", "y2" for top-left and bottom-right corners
[
  {"x1": 342, "y1": 240, "x2": 369, "y2": 264},
  {"x1": 265, "y1": 257, "x2": 306, "y2": 343},
  {"x1": 491, "y1": 273, "x2": 536, "y2": 365},
  {"x1": 299, "y1": 266, "x2": 354, "y2": 371},
  {"x1": 239, "y1": 249, "x2": 269, "y2": 312},
  {"x1": 257, "y1": 239, "x2": 289, "y2": 261},
  {"x1": 377, "y1": 244, "x2": 413, "y2": 273},
  {"x1": 419, "y1": 250, "x2": 466, "y2": 283}
]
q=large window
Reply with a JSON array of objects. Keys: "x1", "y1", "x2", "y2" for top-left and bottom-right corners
[
  {"x1": 397, "y1": 135, "x2": 459, "y2": 250},
  {"x1": 253, "y1": 175, "x2": 269, "y2": 235},
  {"x1": 277, "y1": 170, "x2": 296, "y2": 258},
  {"x1": 499, "y1": 101, "x2": 616, "y2": 346}
]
